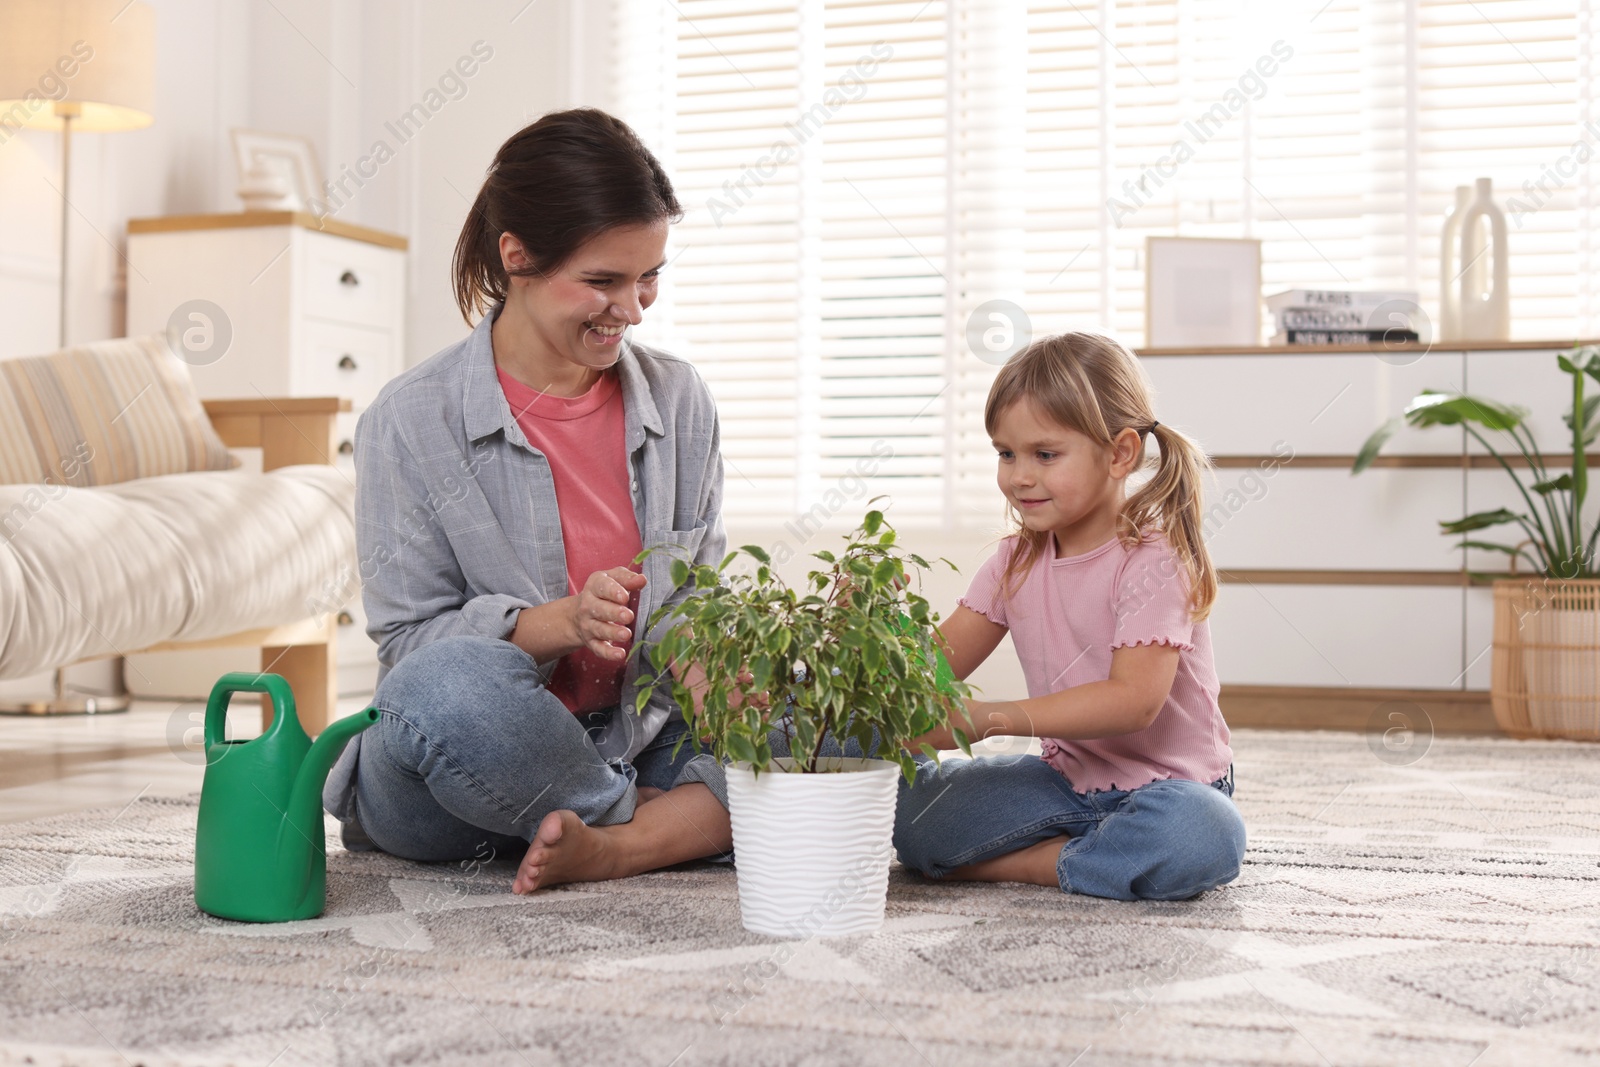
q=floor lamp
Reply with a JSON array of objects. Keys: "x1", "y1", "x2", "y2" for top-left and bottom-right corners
[{"x1": 0, "y1": 0, "x2": 154, "y2": 714}]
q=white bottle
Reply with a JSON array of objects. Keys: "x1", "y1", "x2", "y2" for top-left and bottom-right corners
[
  {"x1": 1438, "y1": 185, "x2": 1471, "y2": 341},
  {"x1": 1457, "y1": 177, "x2": 1510, "y2": 341}
]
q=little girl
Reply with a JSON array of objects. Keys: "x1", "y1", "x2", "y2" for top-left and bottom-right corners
[{"x1": 895, "y1": 331, "x2": 1245, "y2": 901}]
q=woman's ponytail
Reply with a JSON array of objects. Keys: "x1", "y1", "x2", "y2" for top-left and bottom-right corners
[{"x1": 452, "y1": 183, "x2": 502, "y2": 324}]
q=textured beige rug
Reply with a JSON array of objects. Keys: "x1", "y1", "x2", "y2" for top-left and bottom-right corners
[{"x1": 1, "y1": 729, "x2": 1598, "y2": 1067}]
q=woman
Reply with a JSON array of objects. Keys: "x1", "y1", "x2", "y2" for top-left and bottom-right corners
[{"x1": 322, "y1": 108, "x2": 735, "y2": 892}]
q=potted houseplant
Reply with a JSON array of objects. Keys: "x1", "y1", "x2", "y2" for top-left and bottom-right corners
[
  {"x1": 634, "y1": 504, "x2": 971, "y2": 937},
  {"x1": 1355, "y1": 345, "x2": 1600, "y2": 739}
]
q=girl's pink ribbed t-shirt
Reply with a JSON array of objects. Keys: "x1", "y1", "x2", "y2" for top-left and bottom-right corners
[
  {"x1": 960, "y1": 533, "x2": 1231, "y2": 794},
  {"x1": 498, "y1": 366, "x2": 643, "y2": 715}
]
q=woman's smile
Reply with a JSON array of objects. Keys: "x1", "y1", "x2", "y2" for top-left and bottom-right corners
[{"x1": 582, "y1": 320, "x2": 627, "y2": 347}]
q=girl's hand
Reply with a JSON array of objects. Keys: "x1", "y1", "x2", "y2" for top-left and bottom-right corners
[
  {"x1": 568, "y1": 566, "x2": 648, "y2": 661},
  {"x1": 914, "y1": 699, "x2": 982, "y2": 751}
]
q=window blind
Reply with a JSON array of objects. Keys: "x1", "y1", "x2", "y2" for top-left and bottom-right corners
[{"x1": 615, "y1": 0, "x2": 1600, "y2": 529}]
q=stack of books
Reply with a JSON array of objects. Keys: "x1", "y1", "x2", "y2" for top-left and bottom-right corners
[{"x1": 1266, "y1": 289, "x2": 1421, "y2": 345}]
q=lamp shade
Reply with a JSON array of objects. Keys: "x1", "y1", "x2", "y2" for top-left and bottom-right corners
[{"x1": 0, "y1": 0, "x2": 155, "y2": 133}]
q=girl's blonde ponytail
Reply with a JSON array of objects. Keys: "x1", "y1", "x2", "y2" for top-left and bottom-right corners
[{"x1": 1122, "y1": 421, "x2": 1217, "y2": 620}]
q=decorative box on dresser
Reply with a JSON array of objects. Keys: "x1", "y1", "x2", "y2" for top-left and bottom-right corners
[
  {"x1": 125, "y1": 211, "x2": 407, "y2": 698},
  {"x1": 1137, "y1": 339, "x2": 1600, "y2": 735}
]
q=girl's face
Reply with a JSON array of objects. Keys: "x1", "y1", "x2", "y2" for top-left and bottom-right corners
[
  {"x1": 990, "y1": 398, "x2": 1133, "y2": 541},
  {"x1": 501, "y1": 219, "x2": 668, "y2": 373}
]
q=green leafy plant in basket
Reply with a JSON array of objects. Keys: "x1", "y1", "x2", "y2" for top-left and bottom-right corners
[
  {"x1": 1354, "y1": 345, "x2": 1600, "y2": 579},
  {"x1": 632, "y1": 502, "x2": 973, "y2": 783}
]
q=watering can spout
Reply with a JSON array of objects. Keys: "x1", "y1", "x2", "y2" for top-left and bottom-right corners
[{"x1": 286, "y1": 707, "x2": 380, "y2": 855}]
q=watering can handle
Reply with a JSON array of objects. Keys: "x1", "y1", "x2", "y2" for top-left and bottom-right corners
[{"x1": 204, "y1": 672, "x2": 297, "y2": 748}]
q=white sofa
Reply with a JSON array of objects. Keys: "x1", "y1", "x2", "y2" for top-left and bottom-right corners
[{"x1": 0, "y1": 336, "x2": 356, "y2": 731}]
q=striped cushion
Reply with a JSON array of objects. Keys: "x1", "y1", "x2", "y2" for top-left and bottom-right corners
[{"x1": 0, "y1": 336, "x2": 238, "y2": 486}]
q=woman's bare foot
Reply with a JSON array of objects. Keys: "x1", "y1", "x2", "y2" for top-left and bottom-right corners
[
  {"x1": 513, "y1": 810, "x2": 616, "y2": 894},
  {"x1": 509, "y1": 784, "x2": 734, "y2": 895}
]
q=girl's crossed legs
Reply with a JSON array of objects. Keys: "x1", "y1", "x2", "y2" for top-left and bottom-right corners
[{"x1": 894, "y1": 754, "x2": 1246, "y2": 901}]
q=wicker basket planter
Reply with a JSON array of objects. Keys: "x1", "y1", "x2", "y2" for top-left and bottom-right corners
[{"x1": 1491, "y1": 578, "x2": 1600, "y2": 739}]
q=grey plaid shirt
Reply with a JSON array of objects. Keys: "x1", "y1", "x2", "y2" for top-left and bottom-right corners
[{"x1": 324, "y1": 304, "x2": 726, "y2": 820}]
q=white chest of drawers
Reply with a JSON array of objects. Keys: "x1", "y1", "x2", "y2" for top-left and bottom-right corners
[
  {"x1": 126, "y1": 211, "x2": 408, "y2": 689},
  {"x1": 1136, "y1": 337, "x2": 1600, "y2": 734}
]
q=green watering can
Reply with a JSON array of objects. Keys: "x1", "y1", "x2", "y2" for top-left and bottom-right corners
[{"x1": 194, "y1": 672, "x2": 378, "y2": 922}]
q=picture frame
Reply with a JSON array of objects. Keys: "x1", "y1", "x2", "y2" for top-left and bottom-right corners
[
  {"x1": 1143, "y1": 236, "x2": 1263, "y2": 348},
  {"x1": 230, "y1": 128, "x2": 323, "y2": 212}
]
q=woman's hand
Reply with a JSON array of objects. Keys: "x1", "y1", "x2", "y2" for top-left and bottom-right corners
[{"x1": 567, "y1": 566, "x2": 649, "y2": 661}]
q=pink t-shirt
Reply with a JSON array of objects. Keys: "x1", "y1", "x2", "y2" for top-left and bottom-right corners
[
  {"x1": 498, "y1": 366, "x2": 643, "y2": 715},
  {"x1": 959, "y1": 533, "x2": 1231, "y2": 793}
]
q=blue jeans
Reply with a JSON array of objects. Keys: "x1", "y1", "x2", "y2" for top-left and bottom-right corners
[
  {"x1": 894, "y1": 754, "x2": 1247, "y2": 901},
  {"x1": 350, "y1": 635, "x2": 726, "y2": 863}
]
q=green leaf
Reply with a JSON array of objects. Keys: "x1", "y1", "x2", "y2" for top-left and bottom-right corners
[
  {"x1": 1353, "y1": 418, "x2": 1400, "y2": 474},
  {"x1": 1438, "y1": 508, "x2": 1522, "y2": 534},
  {"x1": 669, "y1": 559, "x2": 690, "y2": 587},
  {"x1": 952, "y1": 727, "x2": 973, "y2": 757},
  {"x1": 898, "y1": 752, "x2": 919, "y2": 786},
  {"x1": 726, "y1": 732, "x2": 759, "y2": 766},
  {"x1": 741, "y1": 544, "x2": 771, "y2": 564},
  {"x1": 1403, "y1": 392, "x2": 1527, "y2": 432},
  {"x1": 863, "y1": 510, "x2": 884, "y2": 536},
  {"x1": 1457, "y1": 539, "x2": 1532, "y2": 559},
  {"x1": 887, "y1": 647, "x2": 908, "y2": 680},
  {"x1": 1533, "y1": 473, "x2": 1574, "y2": 494},
  {"x1": 918, "y1": 743, "x2": 939, "y2": 760},
  {"x1": 863, "y1": 640, "x2": 882, "y2": 673},
  {"x1": 872, "y1": 559, "x2": 898, "y2": 586},
  {"x1": 749, "y1": 653, "x2": 772, "y2": 690}
]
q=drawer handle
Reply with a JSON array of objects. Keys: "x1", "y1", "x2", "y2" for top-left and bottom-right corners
[
  {"x1": 339, "y1": 270, "x2": 360, "y2": 287},
  {"x1": 338, "y1": 439, "x2": 354, "y2": 456},
  {"x1": 336, "y1": 610, "x2": 354, "y2": 626},
  {"x1": 337, "y1": 354, "x2": 358, "y2": 371}
]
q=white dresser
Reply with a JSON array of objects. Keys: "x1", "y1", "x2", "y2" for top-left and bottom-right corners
[
  {"x1": 1137, "y1": 338, "x2": 1600, "y2": 733},
  {"x1": 125, "y1": 211, "x2": 407, "y2": 695}
]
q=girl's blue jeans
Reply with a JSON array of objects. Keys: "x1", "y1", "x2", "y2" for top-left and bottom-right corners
[
  {"x1": 770, "y1": 730, "x2": 1247, "y2": 902},
  {"x1": 893, "y1": 752, "x2": 1248, "y2": 901}
]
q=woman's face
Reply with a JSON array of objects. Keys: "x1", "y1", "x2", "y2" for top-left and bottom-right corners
[{"x1": 501, "y1": 219, "x2": 669, "y2": 373}]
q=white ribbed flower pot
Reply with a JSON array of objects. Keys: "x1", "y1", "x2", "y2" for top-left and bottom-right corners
[{"x1": 725, "y1": 757, "x2": 900, "y2": 938}]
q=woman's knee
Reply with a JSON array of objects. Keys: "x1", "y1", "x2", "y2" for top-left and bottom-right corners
[
  {"x1": 372, "y1": 635, "x2": 579, "y2": 764},
  {"x1": 377, "y1": 636, "x2": 546, "y2": 724},
  {"x1": 379, "y1": 635, "x2": 529, "y2": 697}
]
